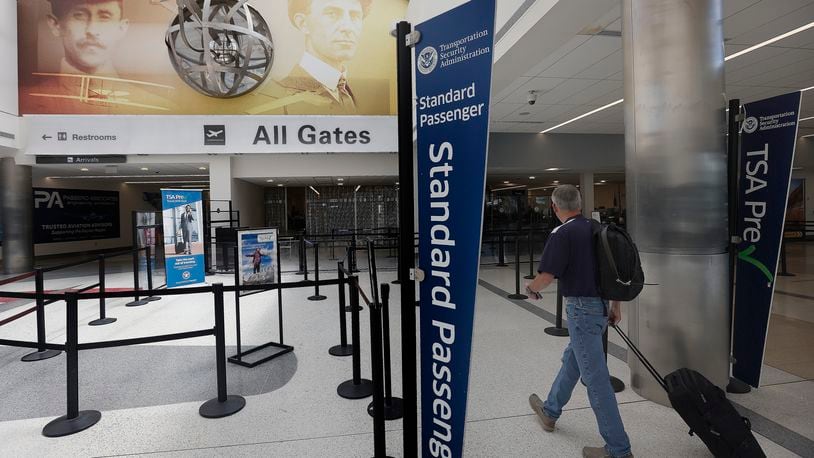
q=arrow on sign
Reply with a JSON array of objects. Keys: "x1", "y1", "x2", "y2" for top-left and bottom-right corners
[{"x1": 42, "y1": 134, "x2": 52, "y2": 140}]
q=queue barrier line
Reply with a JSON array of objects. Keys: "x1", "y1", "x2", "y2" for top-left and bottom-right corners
[
  {"x1": 0, "y1": 271, "x2": 36, "y2": 287},
  {"x1": 77, "y1": 328, "x2": 213, "y2": 351},
  {"x1": 0, "y1": 338, "x2": 65, "y2": 351}
]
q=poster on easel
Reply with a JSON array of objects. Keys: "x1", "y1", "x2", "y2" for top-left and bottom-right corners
[
  {"x1": 161, "y1": 189, "x2": 205, "y2": 288},
  {"x1": 237, "y1": 228, "x2": 278, "y2": 286}
]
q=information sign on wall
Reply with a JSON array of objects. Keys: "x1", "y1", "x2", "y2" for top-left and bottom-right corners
[{"x1": 33, "y1": 188, "x2": 119, "y2": 243}]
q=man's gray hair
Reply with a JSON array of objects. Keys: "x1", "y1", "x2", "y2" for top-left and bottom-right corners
[{"x1": 551, "y1": 185, "x2": 582, "y2": 212}]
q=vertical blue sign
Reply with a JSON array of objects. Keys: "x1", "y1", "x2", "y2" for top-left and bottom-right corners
[
  {"x1": 733, "y1": 91, "x2": 801, "y2": 387},
  {"x1": 161, "y1": 189, "x2": 206, "y2": 288},
  {"x1": 415, "y1": 1, "x2": 496, "y2": 456}
]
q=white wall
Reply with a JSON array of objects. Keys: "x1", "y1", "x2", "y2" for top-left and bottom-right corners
[
  {"x1": 231, "y1": 153, "x2": 398, "y2": 179},
  {"x1": 0, "y1": 0, "x2": 19, "y2": 151},
  {"x1": 32, "y1": 179, "x2": 160, "y2": 257}
]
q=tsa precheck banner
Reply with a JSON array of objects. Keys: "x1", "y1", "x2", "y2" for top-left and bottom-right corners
[
  {"x1": 733, "y1": 91, "x2": 801, "y2": 387},
  {"x1": 415, "y1": 1, "x2": 496, "y2": 457},
  {"x1": 161, "y1": 189, "x2": 205, "y2": 288}
]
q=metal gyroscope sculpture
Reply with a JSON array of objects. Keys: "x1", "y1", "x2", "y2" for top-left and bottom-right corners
[{"x1": 166, "y1": 0, "x2": 274, "y2": 98}]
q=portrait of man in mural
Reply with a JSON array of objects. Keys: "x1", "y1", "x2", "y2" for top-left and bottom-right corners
[
  {"x1": 274, "y1": 0, "x2": 373, "y2": 114},
  {"x1": 46, "y1": 0, "x2": 130, "y2": 76}
]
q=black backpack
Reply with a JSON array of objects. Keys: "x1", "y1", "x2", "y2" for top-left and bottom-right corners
[{"x1": 591, "y1": 221, "x2": 644, "y2": 301}]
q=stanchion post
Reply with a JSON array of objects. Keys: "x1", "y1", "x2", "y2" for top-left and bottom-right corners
[
  {"x1": 329, "y1": 262, "x2": 353, "y2": 356},
  {"x1": 308, "y1": 242, "x2": 327, "y2": 301},
  {"x1": 391, "y1": 237, "x2": 401, "y2": 285},
  {"x1": 43, "y1": 292, "x2": 101, "y2": 437},
  {"x1": 21, "y1": 268, "x2": 62, "y2": 362},
  {"x1": 368, "y1": 284, "x2": 404, "y2": 420},
  {"x1": 778, "y1": 240, "x2": 794, "y2": 277},
  {"x1": 337, "y1": 276, "x2": 373, "y2": 399},
  {"x1": 544, "y1": 283, "x2": 569, "y2": 337},
  {"x1": 89, "y1": 255, "x2": 116, "y2": 326},
  {"x1": 368, "y1": 300, "x2": 389, "y2": 457},
  {"x1": 496, "y1": 231, "x2": 508, "y2": 266},
  {"x1": 200, "y1": 283, "x2": 246, "y2": 418},
  {"x1": 525, "y1": 228, "x2": 536, "y2": 280},
  {"x1": 126, "y1": 248, "x2": 148, "y2": 307},
  {"x1": 145, "y1": 246, "x2": 161, "y2": 302},
  {"x1": 508, "y1": 236, "x2": 528, "y2": 300}
]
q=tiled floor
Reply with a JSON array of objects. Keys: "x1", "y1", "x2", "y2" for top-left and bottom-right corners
[{"x1": 0, "y1": 245, "x2": 811, "y2": 457}]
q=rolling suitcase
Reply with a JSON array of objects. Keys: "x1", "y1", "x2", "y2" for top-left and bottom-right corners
[{"x1": 612, "y1": 325, "x2": 765, "y2": 457}]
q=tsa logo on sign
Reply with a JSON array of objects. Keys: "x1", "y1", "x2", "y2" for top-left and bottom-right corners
[
  {"x1": 182, "y1": 271, "x2": 191, "y2": 280},
  {"x1": 743, "y1": 116, "x2": 759, "y2": 134},
  {"x1": 418, "y1": 46, "x2": 439, "y2": 75}
]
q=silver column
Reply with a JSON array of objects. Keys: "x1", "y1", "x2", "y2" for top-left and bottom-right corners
[
  {"x1": 622, "y1": 0, "x2": 729, "y2": 405},
  {"x1": 1, "y1": 158, "x2": 34, "y2": 274}
]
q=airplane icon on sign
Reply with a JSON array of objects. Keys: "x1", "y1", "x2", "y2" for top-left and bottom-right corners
[{"x1": 203, "y1": 125, "x2": 226, "y2": 145}]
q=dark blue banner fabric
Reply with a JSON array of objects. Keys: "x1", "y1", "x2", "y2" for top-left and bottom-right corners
[
  {"x1": 415, "y1": 1, "x2": 496, "y2": 456},
  {"x1": 161, "y1": 189, "x2": 206, "y2": 288},
  {"x1": 733, "y1": 91, "x2": 802, "y2": 387},
  {"x1": 33, "y1": 188, "x2": 120, "y2": 243}
]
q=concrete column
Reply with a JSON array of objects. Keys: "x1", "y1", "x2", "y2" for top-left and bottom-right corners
[
  {"x1": 208, "y1": 156, "x2": 232, "y2": 202},
  {"x1": 580, "y1": 172, "x2": 594, "y2": 217},
  {"x1": 1, "y1": 158, "x2": 34, "y2": 274},
  {"x1": 623, "y1": 0, "x2": 729, "y2": 405}
]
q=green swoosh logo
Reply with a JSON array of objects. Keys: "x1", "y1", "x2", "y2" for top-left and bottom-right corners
[{"x1": 738, "y1": 245, "x2": 774, "y2": 283}]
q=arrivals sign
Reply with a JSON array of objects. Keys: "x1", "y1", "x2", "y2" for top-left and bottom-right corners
[
  {"x1": 161, "y1": 189, "x2": 205, "y2": 288},
  {"x1": 33, "y1": 188, "x2": 119, "y2": 244},
  {"x1": 415, "y1": 1, "x2": 496, "y2": 457},
  {"x1": 732, "y1": 91, "x2": 802, "y2": 387},
  {"x1": 24, "y1": 115, "x2": 397, "y2": 155}
]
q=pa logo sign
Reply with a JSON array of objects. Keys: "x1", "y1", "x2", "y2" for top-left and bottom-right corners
[
  {"x1": 418, "y1": 46, "x2": 438, "y2": 75},
  {"x1": 34, "y1": 190, "x2": 64, "y2": 209},
  {"x1": 743, "y1": 116, "x2": 759, "y2": 134}
]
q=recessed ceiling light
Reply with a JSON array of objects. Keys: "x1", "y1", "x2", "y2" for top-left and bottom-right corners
[
  {"x1": 800, "y1": 116, "x2": 814, "y2": 122},
  {"x1": 553, "y1": 180, "x2": 560, "y2": 184},
  {"x1": 266, "y1": 179, "x2": 274, "y2": 183},
  {"x1": 529, "y1": 176, "x2": 536, "y2": 180},
  {"x1": 600, "y1": 180, "x2": 607, "y2": 183},
  {"x1": 140, "y1": 167, "x2": 149, "y2": 171},
  {"x1": 337, "y1": 178, "x2": 344, "y2": 181},
  {"x1": 503, "y1": 181, "x2": 510, "y2": 184},
  {"x1": 278, "y1": 184, "x2": 284, "y2": 187},
  {"x1": 546, "y1": 168, "x2": 562, "y2": 171},
  {"x1": 395, "y1": 182, "x2": 400, "y2": 185},
  {"x1": 338, "y1": 182, "x2": 344, "y2": 186},
  {"x1": 198, "y1": 166, "x2": 207, "y2": 170},
  {"x1": 80, "y1": 167, "x2": 89, "y2": 172}
]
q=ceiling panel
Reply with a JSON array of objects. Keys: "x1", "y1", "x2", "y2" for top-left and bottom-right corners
[
  {"x1": 723, "y1": 0, "x2": 812, "y2": 40},
  {"x1": 537, "y1": 35, "x2": 620, "y2": 78},
  {"x1": 573, "y1": 49, "x2": 623, "y2": 80},
  {"x1": 522, "y1": 35, "x2": 591, "y2": 77},
  {"x1": 565, "y1": 79, "x2": 622, "y2": 105},
  {"x1": 533, "y1": 78, "x2": 603, "y2": 105},
  {"x1": 502, "y1": 77, "x2": 565, "y2": 104}
]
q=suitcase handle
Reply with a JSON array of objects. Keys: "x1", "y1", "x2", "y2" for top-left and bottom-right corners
[{"x1": 611, "y1": 324, "x2": 668, "y2": 392}]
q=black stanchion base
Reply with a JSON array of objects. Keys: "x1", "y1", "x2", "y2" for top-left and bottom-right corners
[
  {"x1": 391, "y1": 279, "x2": 401, "y2": 285},
  {"x1": 508, "y1": 293, "x2": 528, "y2": 300},
  {"x1": 145, "y1": 296, "x2": 162, "y2": 302},
  {"x1": 21, "y1": 349, "x2": 61, "y2": 362},
  {"x1": 337, "y1": 379, "x2": 373, "y2": 399},
  {"x1": 42, "y1": 410, "x2": 101, "y2": 437},
  {"x1": 88, "y1": 317, "x2": 117, "y2": 326},
  {"x1": 544, "y1": 327, "x2": 569, "y2": 337},
  {"x1": 345, "y1": 305, "x2": 364, "y2": 312},
  {"x1": 610, "y1": 376, "x2": 625, "y2": 393},
  {"x1": 727, "y1": 377, "x2": 752, "y2": 394},
  {"x1": 229, "y1": 342, "x2": 294, "y2": 368},
  {"x1": 308, "y1": 295, "x2": 328, "y2": 301},
  {"x1": 199, "y1": 395, "x2": 246, "y2": 418},
  {"x1": 329, "y1": 344, "x2": 354, "y2": 357},
  {"x1": 125, "y1": 299, "x2": 149, "y2": 307},
  {"x1": 524, "y1": 274, "x2": 536, "y2": 280},
  {"x1": 367, "y1": 396, "x2": 405, "y2": 420}
]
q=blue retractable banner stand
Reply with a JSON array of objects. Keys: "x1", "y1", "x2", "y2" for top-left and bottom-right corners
[
  {"x1": 161, "y1": 189, "x2": 206, "y2": 288},
  {"x1": 415, "y1": 1, "x2": 496, "y2": 456},
  {"x1": 733, "y1": 91, "x2": 802, "y2": 387}
]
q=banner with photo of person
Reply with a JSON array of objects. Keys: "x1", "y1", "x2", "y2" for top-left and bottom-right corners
[
  {"x1": 237, "y1": 229, "x2": 279, "y2": 286},
  {"x1": 161, "y1": 189, "x2": 204, "y2": 288},
  {"x1": 17, "y1": 0, "x2": 407, "y2": 116}
]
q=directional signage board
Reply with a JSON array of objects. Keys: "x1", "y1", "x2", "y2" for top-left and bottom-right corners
[
  {"x1": 414, "y1": 1, "x2": 496, "y2": 457},
  {"x1": 732, "y1": 91, "x2": 802, "y2": 387}
]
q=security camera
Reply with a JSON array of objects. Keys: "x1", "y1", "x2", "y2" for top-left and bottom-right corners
[{"x1": 527, "y1": 91, "x2": 538, "y2": 105}]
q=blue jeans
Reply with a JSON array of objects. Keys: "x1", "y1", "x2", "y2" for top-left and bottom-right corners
[{"x1": 543, "y1": 297, "x2": 631, "y2": 457}]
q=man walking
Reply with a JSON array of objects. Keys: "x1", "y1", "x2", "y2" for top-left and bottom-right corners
[{"x1": 525, "y1": 185, "x2": 633, "y2": 458}]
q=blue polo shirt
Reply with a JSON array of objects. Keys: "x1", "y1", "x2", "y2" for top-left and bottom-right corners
[{"x1": 537, "y1": 215, "x2": 600, "y2": 298}]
